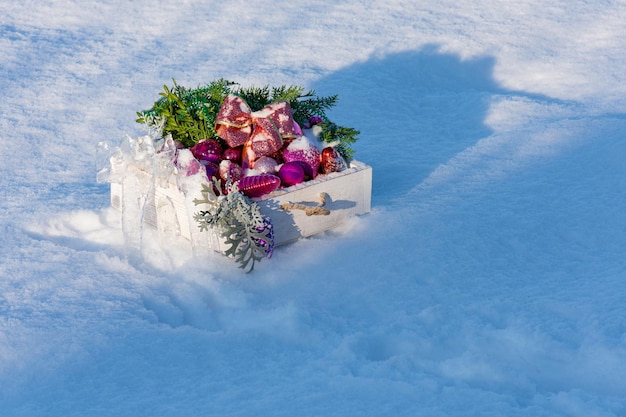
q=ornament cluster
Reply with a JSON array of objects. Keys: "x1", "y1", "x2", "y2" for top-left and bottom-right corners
[{"x1": 182, "y1": 94, "x2": 348, "y2": 199}]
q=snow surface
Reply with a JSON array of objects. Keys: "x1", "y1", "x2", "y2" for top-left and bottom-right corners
[{"x1": 2, "y1": 0, "x2": 626, "y2": 416}]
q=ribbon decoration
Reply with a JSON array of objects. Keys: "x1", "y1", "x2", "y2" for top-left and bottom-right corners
[
  {"x1": 214, "y1": 95, "x2": 300, "y2": 164},
  {"x1": 214, "y1": 95, "x2": 253, "y2": 148}
]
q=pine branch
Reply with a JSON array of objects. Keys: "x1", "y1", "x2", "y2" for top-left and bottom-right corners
[
  {"x1": 318, "y1": 121, "x2": 360, "y2": 162},
  {"x1": 136, "y1": 79, "x2": 233, "y2": 147},
  {"x1": 290, "y1": 94, "x2": 338, "y2": 126}
]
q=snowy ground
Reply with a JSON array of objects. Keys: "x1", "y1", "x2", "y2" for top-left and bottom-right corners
[{"x1": 2, "y1": 1, "x2": 626, "y2": 416}]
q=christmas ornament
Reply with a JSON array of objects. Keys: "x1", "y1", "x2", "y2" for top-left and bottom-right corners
[
  {"x1": 278, "y1": 161, "x2": 305, "y2": 186},
  {"x1": 253, "y1": 156, "x2": 278, "y2": 174},
  {"x1": 238, "y1": 174, "x2": 281, "y2": 198},
  {"x1": 320, "y1": 146, "x2": 347, "y2": 174},
  {"x1": 250, "y1": 216, "x2": 274, "y2": 258},
  {"x1": 204, "y1": 161, "x2": 220, "y2": 180},
  {"x1": 251, "y1": 101, "x2": 298, "y2": 139},
  {"x1": 282, "y1": 136, "x2": 321, "y2": 178},
  {"x1": 294, "y1": 160, "x2": 315, "y2": 180},
  {"x1": 222, "y1": 146, "x2": 243, "y2": 163},
  {"x1": 190, "y1": 139, "x2": 222, "y2": 164}
]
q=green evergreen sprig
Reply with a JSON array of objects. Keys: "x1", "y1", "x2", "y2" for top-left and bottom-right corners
[
  {"x1": 136, "y1": 79, "x2": 359, "y2": 159},
  {"x1": 235, "y1": 85, "x2": 338, "y2": 127},
  {"x1": 235, "y1": 84, "x2": 305, "y2": 113},
  {"x1": 136, "y1": 79, "x2": 233, "y2": 148},
  {"x1": 318, "y1": 121, "x2": 360, "y2": 162}
]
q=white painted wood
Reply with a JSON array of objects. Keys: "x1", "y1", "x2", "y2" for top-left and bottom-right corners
[{"x1": 110, "y1": 161, "x2": 372, "y2": 252}]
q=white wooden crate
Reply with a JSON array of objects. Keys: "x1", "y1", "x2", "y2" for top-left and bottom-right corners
[{"x1": 110, "y1": 161, "x2": 372, "y2": 252}]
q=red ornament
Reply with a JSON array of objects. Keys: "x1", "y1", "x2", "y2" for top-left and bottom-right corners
[
  {"x1": 320, "y1": 147, "x2": 347, "y2": 174},
  {"x1": 252, "y1": 101, "x2": 298, "y2": 140}
]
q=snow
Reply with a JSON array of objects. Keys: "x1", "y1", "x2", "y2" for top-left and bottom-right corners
[{"x1": 2, "y1": 0, "x2": 626, "y2": 416}]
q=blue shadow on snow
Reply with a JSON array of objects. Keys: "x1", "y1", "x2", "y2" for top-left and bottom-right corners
[{"x1": 311, "y1": 44, "x2": 553, "y2": 206}]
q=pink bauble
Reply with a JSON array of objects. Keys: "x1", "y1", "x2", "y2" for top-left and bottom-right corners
[
  {"x1": 254, "y1": 156, "x2": 278, "y2": 174},
  {"x1": 282, "y1": 137, "x2": 321, "y2": 178}
]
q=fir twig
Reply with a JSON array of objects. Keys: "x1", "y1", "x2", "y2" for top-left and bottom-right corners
[
  {"x1": 318, "y1": 121, "x2": 360, "y2": 162},
  {"x1": 137, "y1": 79, "x2": 233, "y2": 148}
]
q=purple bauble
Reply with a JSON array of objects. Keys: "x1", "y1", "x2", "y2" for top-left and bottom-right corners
[
  {"x1": 204, "y1": 161, "x2": 220, "y2": 180},
  {"x1": 191, "y1": 139, "x2": 222, "y2": 164},
  {"x1": 278, "y1": 161, "x2": 305, "y2": 187},
  {"x1": 293, "y1": 121, "x2": 303, "y2": 136},
  {"x1": 294, "y1": 160, "x2": 314, "y2": 180},
  {"x1": 222, "y1": 146, "x2": 242, "y2": 163}
]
